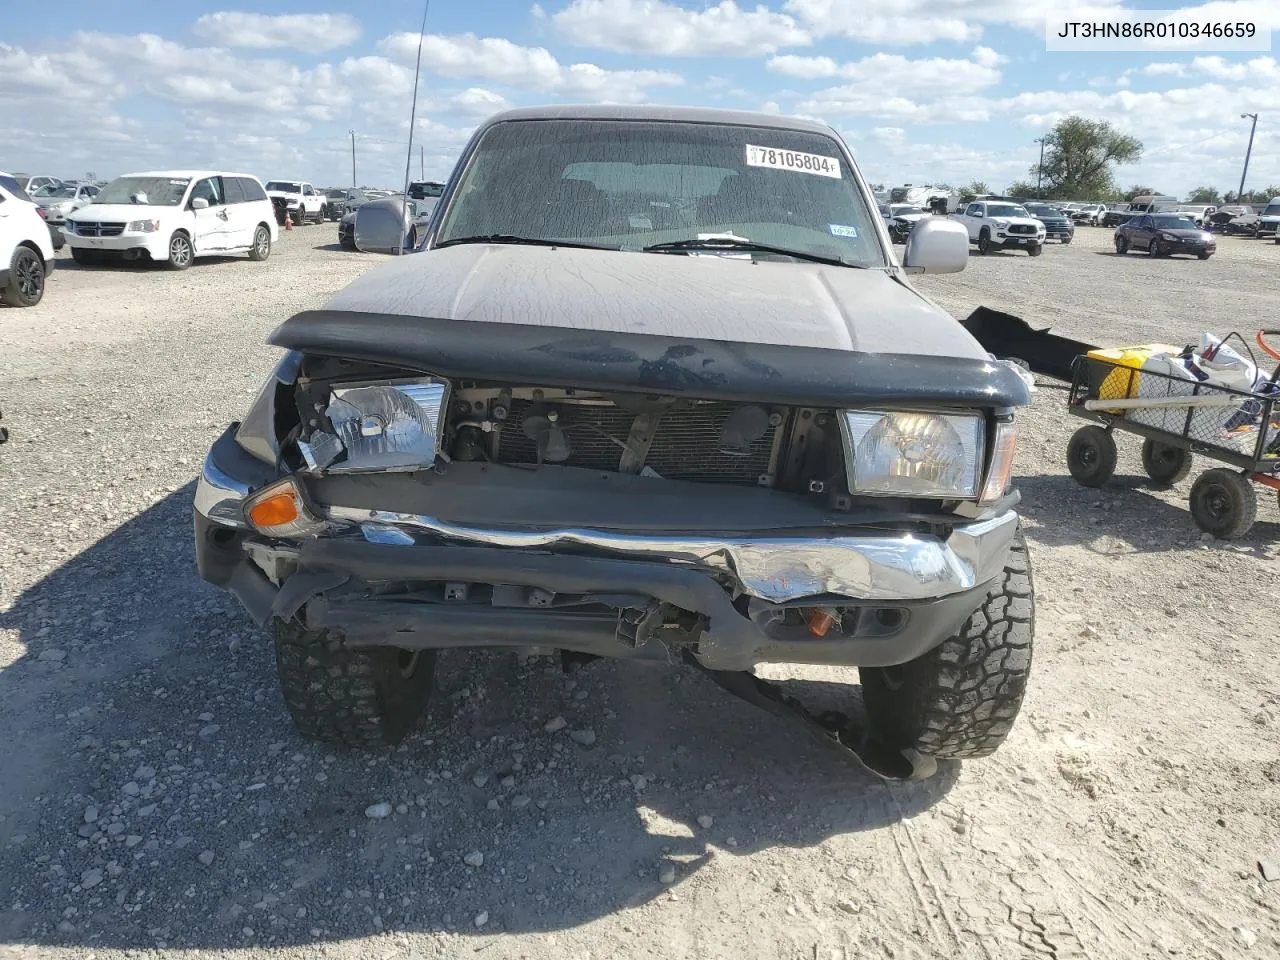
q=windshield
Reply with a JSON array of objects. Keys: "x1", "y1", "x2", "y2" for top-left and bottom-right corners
[
  {"x1": 1262, "y1": 203, "x2": 1280, "y2": 217},
  {"x1": 325, "y1": 189, "x2": 347, "y2": 199},
  {"x1": 986, "y1": 204, "x2": 1029, "y2": 217},
  {"x1": 1152, "y1": 216, "x2": 1199, "y2": 229},
  {"x1": 94, "y1": 176, "x2": 190, "y2": 206},
  {"x1": 890, "y1": 205, "x2": 924, "y2": 216},
  {"x1": 410, "y1": 182, "x2": 445, "y2": 199},
  {"x1": 436, "y1": 119, "x2": 884, "y2": 267},
  {"x1": 266, "y1": 181, "x2": 302, "y2": 192},
  {"x1": 1025, "y1": 205, "x2": 1058, "y2": 215},
  {"x1": 35, "y1": 184, "x2": 77, "y2": 198}
]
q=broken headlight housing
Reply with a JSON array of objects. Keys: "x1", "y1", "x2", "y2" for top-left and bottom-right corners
[
  {"x1": 300, "y1": 378, "x2": 449, "y2": 474},
  {"x1": 839, "y1": 410, "x2": 983, "y2": 499}
]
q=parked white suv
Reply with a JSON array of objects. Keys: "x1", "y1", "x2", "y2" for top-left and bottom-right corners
[
  {"x1": 265, "y1": 180, "x2": 327, "y2": 224},
  {"x1": 64, "y1": 171, "x2": 277, "y2": 269},
  {"x1": 953, "y1": 199, "x2": 1046, "y2": 256},
  {"x1": 0, "y1": 171, "x2": 56, "y2": 307}
]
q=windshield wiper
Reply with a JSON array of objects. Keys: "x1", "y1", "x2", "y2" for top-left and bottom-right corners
[
  {"x1": 641, "y1": 237, "x2": 862, "y2": 267},
  {"x1": 435, "y1": 235, "x2": 619, "y2": 251}
]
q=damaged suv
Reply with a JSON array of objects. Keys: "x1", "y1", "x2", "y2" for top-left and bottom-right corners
[{"x1": 194, "y1": 106, "x2": 1033, "y2": 771}]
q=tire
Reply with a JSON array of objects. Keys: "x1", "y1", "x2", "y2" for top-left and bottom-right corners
[
  {"x1": 1198, "y1": 252, "x2": 1212, "y2": 260},
  {"x1": 1141, "y1": 438, "x2": 1191, "y2": 486},
  {"x1": 1116, "y1": 236, "x2": 1129, "y2": 254},
  {"x1": 70, "y1": 247, "x2": 97, "y2": 265},
  {"x1": 1062, "y1": 237, "x2": 1072, "y2": 245},
  {"x1": 316, "y1": 205, "x2": 327, "y2": 224},
  {"x1": 977, "y1": 229, "x2": 992, "y2": 255},
  {"x1": 2, "y1": 245, "x2": 45, "y2": 307},
  {"x1": 860, "y1": 529, "x2": 1034, "y2": 760},
  {"x1": 1189, "y1": 469, "x2": 1257, "y2": 540},
  {"x1": 1149, "y1": 239, "x2": 1162, "y2": 257},
  {"x1": 1066, "y1": 425, "x2": 1117, "y2": 487},
  {"x1": 248, "y1": 224, "x2": 271, "y2": 261},
  {"x1": 274, "y1": 619, "x2": 437, "y2": 748},
  {"x1": 406, "y1": 228, "x2": 418, "y2": 251},
  {"x1": 1028, "y1": 243, "x2": 1043, "y2": 257},
  {"x1": 166, "y1": 232, "x2": 193, "y2": 270}
]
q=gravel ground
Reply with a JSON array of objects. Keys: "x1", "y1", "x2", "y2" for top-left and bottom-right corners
[{"x1": 1, "y1": 224, "x2": 1279, "y2": 960}]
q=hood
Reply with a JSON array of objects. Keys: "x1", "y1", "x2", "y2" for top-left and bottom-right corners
[
  {"x1": 321, "y1": 244, "x2": 988, "y2": 360},
  {"x1": 893, "y1": 212, "x2": 926, "y2": 222},
  {"x1": 1157, "y1": 227, "x2": 1213, "y2": 238},
  {"x1": 267, "y1": 189, "x2": 301, "y2": 199},
  {"x1": 67, "y1": 202, "x2": 173, "y2": 222}
]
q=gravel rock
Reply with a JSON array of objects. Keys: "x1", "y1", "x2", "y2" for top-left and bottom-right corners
[
  {"x1": 80, "y1": 868, "x2": 103, "y2": 889},
  {"x1": 543, "y1": 716, "x2": 567, "y2": 733},
  {"x1": 82, "y1": 806, "x2": 98, "y2": 824},
  {"x1": 474, "y1": 911, "x2": 489, "y2": 928},
  {"x1": 464, "y1": 850, "x2": 484, "y2": 868},
  {"x1": 569, "y1": 729, "x2": 597, "y2": 746},
  {"x1": 122, "y1": 781, "x2": 140, "y2": 797},
  {"x1": 1233, "y1": 926, "x2": 1257, "y2": 948},
  {"x1": 38, "y1": 649, "x2": 67, "y2": 662},
  {"x1": 197, "y1": 850, "x2": 215, "y2": 866},
  {"x1": 364, "y1": 802, "x2": 393, "y2": 819},
  {"x1": 658, "y1": 864, "x2": 676, "y2": 884},
  {"x1": 697, "y1": 815, "x2": 714, "y2": 829}
]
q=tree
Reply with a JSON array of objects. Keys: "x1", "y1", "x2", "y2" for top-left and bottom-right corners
[
  {"x1": 1007, "y1": 181, "x2": 1038, "y2": 199},
  {"x1": 1124, "y1": 184, "x2": 1158, "y2": 201},
  {"x1": 1031, "y1": 116, "x2": 1142, "y2": 200},
  {"x1": 1186, "y1": 186, "x2": 1221, "y2": 204},
  {"x1": 958, "y1": 180, "x2": 990, "y2": 196}
]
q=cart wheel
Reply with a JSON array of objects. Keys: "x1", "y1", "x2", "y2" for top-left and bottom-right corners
[
  {"x1": 1067, "y1": 426, "x2": 1117, "y2": 487},
  {"x1": 1141, "y1": 438, "x2": 1192, "y2": 486},
  {"x1": 1188, "y1": 469, "x2": 1257, "y2": 540}
]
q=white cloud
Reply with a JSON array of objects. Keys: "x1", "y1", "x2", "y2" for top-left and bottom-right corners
[
  {"x1": 192, "y1": 12, "x2": 361, "y2": 52},
  {"x1": 774, "y1": 50, "x2": 1002, "y2": 100},
  {"x1": 551, "y1": 0, "x2": 810, "y2": 56},
  {"x1": 379, "y1": 31, "x2": 683, "y2": 102}
]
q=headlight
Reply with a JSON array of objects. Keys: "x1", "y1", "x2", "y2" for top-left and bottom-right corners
[
  {"x1": 840, "y1": 411, "x2": 983, "y2": 499},
  {"x1": 127, "y1": 219, "x2": 160, "y2": 232},
  {"x1": 991, "y1": 218, "x2": 1008, "y2": 227},
  {"x1": 304, "y1": 378, "x2": 449, "y2": 474}
]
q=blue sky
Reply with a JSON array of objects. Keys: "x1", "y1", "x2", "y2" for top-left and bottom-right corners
[{"x1": 2, "y1": 1, "x2": 1279, "y2": 196}]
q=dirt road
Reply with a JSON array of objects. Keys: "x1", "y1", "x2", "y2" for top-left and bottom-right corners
[{"x1": 1, "y1": 226, "x2": 1277, "y2": 960}]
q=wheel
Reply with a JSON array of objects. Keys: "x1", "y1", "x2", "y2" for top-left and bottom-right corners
[
  {"x1": 340, "y1": 232, "x2": 357, "y2": 251},
  {"x1": 977, "y1": 229, "x2": 992, "y2": 255},
  {"x1": 1115, "y1": 235, "x2": 1129, "y2": 254},
  {"x1": 405, "y1": 228, "x2": 418, "y2": 251},
  {"x1": 1141, "y1": 438, "x2": 1192, "y2": 486},
  {"x1": 70, "y1": 247, "x2": 96, "y2": 265},
  {"x1": 860, "y1": 529, "x2": 1034, "y2": 760},
  {"x1": 166, "y1": 232, "x2": 193, "y2": 270},
  {"x1": 273, "y1": 619, "x2": 437, "y2": 747},
  {"x1": 1066, "y1": 425, "x2": 1117, "y2": 487},
  {"x1": 1149, "y1": 239, "x2": 1163, "y2": 257},
  {"x1": 2, "y1": 246, "x2": 45, "y2": 307},
  {"x1": 1189, "y1": 469, "x2": 1257, "y2": 540},
  {"x1": 1198, "y1": 251, "x2": 1212, "y2": 260},
  {"x1": 1028, "y1": 243, "x2": 1043, "y2": 257},
  {"x1": 248, "y1": 224, "x2": 271, "y2": 261},
  {"x1": 1062, "y1": 237, "x2": 1072, "y2": 245},
  {"x1": 317, "y1": 205, "x2": 328, "y2": 224}
]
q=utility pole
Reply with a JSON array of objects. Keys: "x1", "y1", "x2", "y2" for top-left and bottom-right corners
[
  {"x1": 1238, "y1": 113, "x2": 1258, "y2": 203},
  {"x1": 1034, "y1": 137, "x2": 1046, "y2": 196},
  {"x1": 420, "y1": 145, "x2": 425, "y2": 180},
  {"x1": 349, "y1": 130, "x2": 357, "y2": 188}
]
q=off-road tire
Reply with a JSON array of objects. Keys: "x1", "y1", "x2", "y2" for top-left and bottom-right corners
[
  {"x1": 1141, "y1": 438, "x2": 1192, "y2": 486},
  {"x1": 1116, "y1": 235, "x2": 1129, "y2": 254},
  {"x1": 273, "y1": 619, "x2": 437, "y2": 748},
  {"x1": 1189, "y1": 468, "x2": 1257, "y2": 540},
  {"x1": 977, "y1": 229, "x2": 992, "y2": 255},
  {"x1": 248, "y1": 224, "x2": 271, "y2": 261},
  {"x1": 860, "y1": 530, "x2": 1034, "y2": 760},
  {"x1": 1067, "y1": 425, "x2": 1117, "y2": 487},
  {"x1": 316, "y1": 205, "x2": 328, "y2": 224},
  {"x1": 2, "y1": 246, "x2": 45, "y2": 307},
  {"x1": 1028, "y1": 243, "x2": 1043, "y2": 257}
]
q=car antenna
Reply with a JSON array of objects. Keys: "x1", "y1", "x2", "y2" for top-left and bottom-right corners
[{"x1": 398, "y1": 0, "x2": 431, "y2": 255}]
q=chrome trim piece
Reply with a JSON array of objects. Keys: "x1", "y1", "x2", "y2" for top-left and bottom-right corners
[
  {"x1": 194, "y1": 457, "x2": 252, "y2": 527},
  {"x1": 325, "y1": 506, "x2": 1019, "y2": 603}
]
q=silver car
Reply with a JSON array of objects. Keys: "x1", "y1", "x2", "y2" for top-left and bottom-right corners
[
  {"x1": 349, "y1": 195, "x2": 435, "y2": 254},
  {"x1": 31, "y1": 182, "x2": 98, "y2": 223}
]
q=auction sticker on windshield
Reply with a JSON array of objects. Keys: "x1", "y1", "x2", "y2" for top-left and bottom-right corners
[{"x1": 745, "y1": 145, "x2": 841, "y2": 179}]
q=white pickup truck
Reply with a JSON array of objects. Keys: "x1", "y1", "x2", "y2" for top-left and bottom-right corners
[
  {"x1": 952, "y1": 199, "x2": 1046, "y2": 256},
  {"x1": 264, "y1": 180, "x2": 327, "y2": 225}
]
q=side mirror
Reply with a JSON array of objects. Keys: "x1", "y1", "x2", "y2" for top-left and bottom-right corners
[
  {"x1": 191, "y1": 197, "x2": 209, "y2": 210},
  {"x1": 902, "y1": 217, "x2": 969, "y2": 274}
]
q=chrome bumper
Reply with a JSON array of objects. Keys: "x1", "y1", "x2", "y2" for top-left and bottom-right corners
[{"x1": 195, "y1": 458, "x2": 1019, "y2": 605}]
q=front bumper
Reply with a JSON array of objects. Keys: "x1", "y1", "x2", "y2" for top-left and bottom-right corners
[
  {"x1": 193, "y1": 435, "x2": 1021, "y2": 671},
  {"x1": 1041, "y1": 223, "x2": 1073, "y2": 240},
  {"x1": 65, "y1": 231, "x2": 167, "y2": 258}
]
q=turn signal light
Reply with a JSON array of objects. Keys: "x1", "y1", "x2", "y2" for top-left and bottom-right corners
[
  {"x1": 243, "y1": 478, "x2": 326, "y2": 538},
  {"x1": 806, "y1": 607, "x2": 839, "y2": 637}
]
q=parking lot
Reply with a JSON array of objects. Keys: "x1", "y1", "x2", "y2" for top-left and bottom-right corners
[{"x1": 2, "y1": 223, "x2": 1278, "y2": 959}]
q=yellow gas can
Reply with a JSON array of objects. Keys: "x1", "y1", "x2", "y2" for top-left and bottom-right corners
[{"x1": 1087, "y1": 344, "x2": 1182, "y2": 411}]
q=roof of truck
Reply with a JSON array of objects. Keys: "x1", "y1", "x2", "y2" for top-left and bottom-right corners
[{"x1": 477, "y1": 103, "x2": 836, "y2": 136}]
